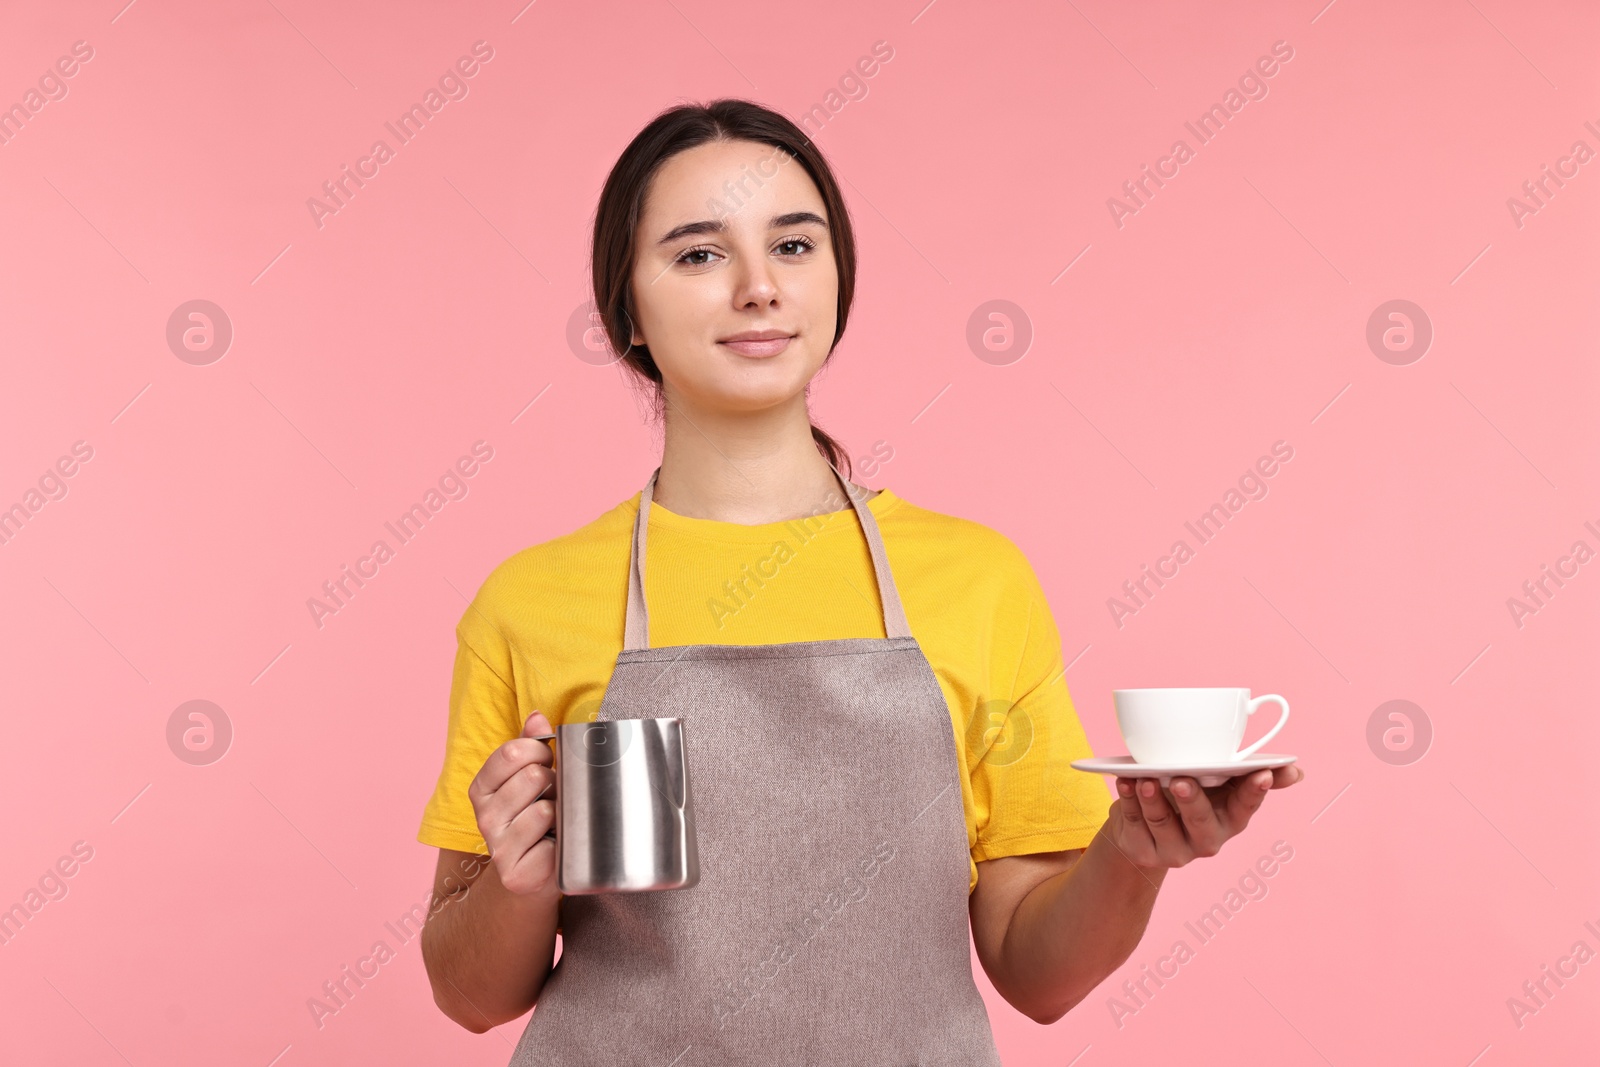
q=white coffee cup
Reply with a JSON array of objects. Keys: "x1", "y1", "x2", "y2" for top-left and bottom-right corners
[{"x1": 1113, "y1": 688, "x2": 1289, "y2": 764}]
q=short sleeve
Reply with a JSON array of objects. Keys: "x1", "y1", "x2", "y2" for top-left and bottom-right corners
[
  {"x1": 416, "y1": 630, "x2": 524, "y2": 854},
  {"x1": 969, "y1": 573, "x2": 1113, "y2": 865}
]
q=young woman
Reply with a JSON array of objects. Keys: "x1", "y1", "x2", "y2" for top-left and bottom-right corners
[{"x1": 417, "y1": 98, "x2": 1303, "y2": 1062}]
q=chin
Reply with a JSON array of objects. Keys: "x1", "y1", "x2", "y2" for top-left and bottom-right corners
[
  {"x1": 683, "y1": 371, "x2": 803, "y2": 411},
  {"x1": 711, "y1": 386, "x2": 807, "y2": 413},
  {"x1": 666, "y1": 350, "x2": 824, "y2": 412}
]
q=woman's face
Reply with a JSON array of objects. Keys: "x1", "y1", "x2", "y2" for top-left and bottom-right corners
[{"x1": 628, "y1": 138, "x2": 838, "y2": 418}]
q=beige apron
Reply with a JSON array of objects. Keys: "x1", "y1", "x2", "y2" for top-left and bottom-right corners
[{"x1": 508, "y1": 463, "x2": 1002, "y2": 1065}]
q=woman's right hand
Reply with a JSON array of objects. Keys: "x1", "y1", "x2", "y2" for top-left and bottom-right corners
[{"x1": 468, "y1": 710, "x2": 560, "y2": 898}]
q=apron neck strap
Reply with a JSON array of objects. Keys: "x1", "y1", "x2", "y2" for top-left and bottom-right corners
[{"x1": 623, "y1": 462, "x2": 911, "y2": 651}]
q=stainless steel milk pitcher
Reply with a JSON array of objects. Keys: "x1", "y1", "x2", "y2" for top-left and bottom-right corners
[{"x1": 554, "y1": 717, "x2": 700, "y2": 894}]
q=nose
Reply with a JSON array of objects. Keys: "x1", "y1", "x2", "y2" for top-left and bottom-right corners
[{"x1": 731, "y1": 252, "x2": 780, "y2": 309}]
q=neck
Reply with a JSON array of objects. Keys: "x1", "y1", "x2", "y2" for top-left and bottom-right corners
[{"x1": 652, "y1": 394, "x2": 868, "y2": 524}]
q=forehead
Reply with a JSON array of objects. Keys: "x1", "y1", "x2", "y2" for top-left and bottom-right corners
[{"x1": 639, "y1": 139, "x2": 826, "y2": 234}]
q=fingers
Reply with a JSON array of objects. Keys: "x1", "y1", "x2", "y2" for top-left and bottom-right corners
[
  {"x1": 505, "y1": 792, "x2": 557, "y2": 841},
  {"x1": 468, "y1": 711, "x2": 555, "y2": 801},
  {"x1": 1220, "y1": 768, "x2": 1274, "y2": 831},
  {"x1": 1113, "y1": 777, "x2": 1194, "y2": 868},
  {"x1": 496, "y1": 801, "x2": 559, "y2": 895},
  {"x1": 1133, "y1": 778, "x2": 1194, "y2": 865},
  {"x1": 1168, "y1": 777, "x2": 1223, "y2": 857},
  {"x1": 1173, "y1": 766, "x2": 1302, "y2": 853},
  {"x1": 480, "y1": 761, "x2": 557, "y2": 838},
  {"x1": 1114, "y1": 778, "x2": 1157, "y2": 859},
  {"x1": 461, "y1": 709, "x2": 564, "y2": 897},
  {"x1": 1111, "y1": 765, "x2": 1302, "y2": 872},
  {"x1": 1269, "y1": 764, "x2": 1305, "y2": 789}
]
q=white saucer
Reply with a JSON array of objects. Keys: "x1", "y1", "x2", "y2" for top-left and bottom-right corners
[{"x1": 1070, "y1": 753, "x2": 1297, "y2": 788}]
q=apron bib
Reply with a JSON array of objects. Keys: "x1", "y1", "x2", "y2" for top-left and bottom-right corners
[{"x1": 508, "y1": 463, "x2": 1002, "y2": 1066}]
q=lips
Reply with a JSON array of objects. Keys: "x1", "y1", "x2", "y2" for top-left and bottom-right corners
[{"x1": 718, "y1": 331, "x2": 794, "y2": 357}]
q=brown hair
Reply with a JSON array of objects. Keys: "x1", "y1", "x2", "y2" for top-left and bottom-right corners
[{"x1": 590, "y1": 98, "x2": 856, "y2": 478}]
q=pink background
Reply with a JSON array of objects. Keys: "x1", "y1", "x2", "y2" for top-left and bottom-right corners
[{"x1": 2, "y1": 0, "x2": 1596, "y2": 1063}]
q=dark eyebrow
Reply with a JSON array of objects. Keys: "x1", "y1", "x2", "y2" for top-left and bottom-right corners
[{"x1": 656, "y1": 211, "x2": 829, "y2": 245}]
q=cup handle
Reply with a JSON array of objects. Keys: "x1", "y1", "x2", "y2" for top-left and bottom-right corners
[{"x1": 1235, "y1": 694, "x2": 1289, "y2": 759}]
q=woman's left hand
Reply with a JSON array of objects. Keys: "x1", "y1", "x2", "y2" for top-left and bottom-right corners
[{"x1": 1108, "y1": 764, "x2": 1305, "y2": 871}]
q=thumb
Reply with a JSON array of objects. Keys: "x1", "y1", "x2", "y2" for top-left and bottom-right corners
[{"x1": 522, "y1": 709, "x2": 553, "y2": 738}]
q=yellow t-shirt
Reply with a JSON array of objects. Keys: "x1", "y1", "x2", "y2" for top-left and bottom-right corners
[{"x1": 417, "y1": 482, "x2": 1113, "y2": 893}]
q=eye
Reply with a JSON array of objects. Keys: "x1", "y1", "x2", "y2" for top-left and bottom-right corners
[
  {"x1": 675, "y1": 244, "x2": 721, "y2": 267},
  {"x1": 673, "y1": 235, "x2": 817, "y2": 267},
  {"x1": 775, "y1": 236, "x2": 816, "y2": 257}
]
